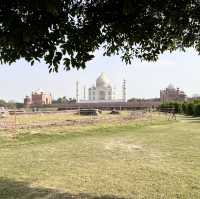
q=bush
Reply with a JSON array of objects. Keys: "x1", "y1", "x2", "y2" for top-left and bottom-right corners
[
  {"x1": 193, "y1": 104, "x2": 200, "y2": 116},
  {"x1": 173, "y1": 102, "x2": 182, "y2": 113},
  {"x1": 182, "y1": 103, "x2": 187, "y2": 114},
  {"x1": 160, "y1": 101, "x2": 200, "y2": 117},
  {"x1": 160, "y1": 102, "x2": 182, "y2": 113},
  {"x1": 185, "y1": 103, "x2": 194, "y2": 116}
]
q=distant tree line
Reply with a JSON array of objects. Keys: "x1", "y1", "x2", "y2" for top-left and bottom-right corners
[
  {"x1": 128, "y1": 98, "x2": 160, "y2": 102},
  {"x1": 0, "y1": 99, "x2": 23, "y2": 109},
  {"x1": 160, "y1": 100, "x2": 200, "y2": 117},
  {"x1": 52, "y1": 97, "x2": 76, "y2": 104},
  {"x1": 0, "y1": 97, "x2": 76, "y2": 110}
]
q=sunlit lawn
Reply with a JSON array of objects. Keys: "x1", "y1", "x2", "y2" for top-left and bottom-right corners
[{"x1": 0, "y1": 114, "x2": 200, "y2": 198}]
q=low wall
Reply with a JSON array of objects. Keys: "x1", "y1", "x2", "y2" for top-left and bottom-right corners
[
  {"x1": 9, "y1": 109, "x2": 78, "y2": 115},
  {"x1": 58, "y1": 101, "x2": 160, "y2": 110}
]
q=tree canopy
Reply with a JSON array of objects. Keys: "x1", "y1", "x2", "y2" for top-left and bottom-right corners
[{"x1": 1, "y1": 0, "x2": 200, "y2": 72}]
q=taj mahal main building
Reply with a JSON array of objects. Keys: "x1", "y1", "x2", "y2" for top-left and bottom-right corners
[
  {"x1": 77, "y1": 73, "x2": 126, "y2": 103},
  {"x1": 88, "y1": 73, "x2": 116, "y2": 101}
]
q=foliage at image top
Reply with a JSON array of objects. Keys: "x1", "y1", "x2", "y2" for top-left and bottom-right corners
[{"x1": 1, "y1": 0, "x2": 200, "y2": 71}]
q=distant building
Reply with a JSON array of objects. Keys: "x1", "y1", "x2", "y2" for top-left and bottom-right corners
[
  {"x1": 77, "y1": 73, "x2": 126, "y2": 103},
  {"x1": 88, "y1": 73, "x2": 115, "y2": 101},
  {"x1": 160, "y1": 84, "x2": 186, "y2": 102},
  {"x1": 24, "y1": 90, "x2": 52, "y2": 107}
]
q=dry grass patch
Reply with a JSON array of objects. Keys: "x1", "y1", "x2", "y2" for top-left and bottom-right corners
[{"x1": 0, "y1": 114, "x2": 199, "y2": 198}]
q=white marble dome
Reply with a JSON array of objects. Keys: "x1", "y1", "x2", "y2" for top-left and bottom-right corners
[
  {"x1": 96, "y1": 73, "x2": 111, "y2": 88},
  {"x1": 167, "y1": 84, "x2": 175, "y2": 90}
]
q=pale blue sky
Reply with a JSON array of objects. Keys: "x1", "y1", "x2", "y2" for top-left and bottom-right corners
[{"x1": 0, "y1": 48, "x2": 200, "y2": 102}]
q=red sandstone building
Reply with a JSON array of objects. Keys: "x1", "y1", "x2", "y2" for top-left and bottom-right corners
[
  {"x1": 160, "y1": 84, "x2": 187, "y2": 103},
  {"x1": 24, "y1": 90, "x2": 52, "y2": 107}
]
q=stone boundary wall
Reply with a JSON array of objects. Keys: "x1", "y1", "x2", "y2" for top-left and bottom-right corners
[{"x1": 58, "y1": 101, "x2": 160, "y2": 110}]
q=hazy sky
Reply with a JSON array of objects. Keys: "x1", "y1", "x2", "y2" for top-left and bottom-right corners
[{"x1": 0, "y1": 48, "x2": 200, "y2": 102}]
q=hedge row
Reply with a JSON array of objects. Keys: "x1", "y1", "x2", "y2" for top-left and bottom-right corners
[{"x1": 160, "y1": 100, "x2": 200, "y2": 117}]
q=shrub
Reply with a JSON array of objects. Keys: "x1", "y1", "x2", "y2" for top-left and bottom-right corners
[
  {"x1": 173, "y1": 102, "x2": 182, "y2": 113},
  {"x1": 182, "y1": 103, "x2": 187, "y2": 114},
  {"x1": 160, "y1": 102, "x2": 182, "y2": 113},
  {"x1": 185, "y1": 103, "x2": 194, "y2": 116},
  {"x1": 193, "y1": 104, "x2": 200, "y2": 116}
]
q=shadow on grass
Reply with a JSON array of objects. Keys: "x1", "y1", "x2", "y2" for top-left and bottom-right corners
[{"x1": 0, "y1": 178, "x2": 126, "y2": 199}]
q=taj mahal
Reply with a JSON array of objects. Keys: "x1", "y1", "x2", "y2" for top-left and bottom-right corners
[{"x1": 76, "y1": 73, "x2": 126, "y2": 103}]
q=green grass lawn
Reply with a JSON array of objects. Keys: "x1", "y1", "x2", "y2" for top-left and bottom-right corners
[{"x1": 0, "y1": 114, "x2": 200, "y2": 199}]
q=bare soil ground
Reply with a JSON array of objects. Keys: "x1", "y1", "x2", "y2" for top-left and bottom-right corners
[{"x1": 0, "y1": 110, "x2": 153, "y2": 130}]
